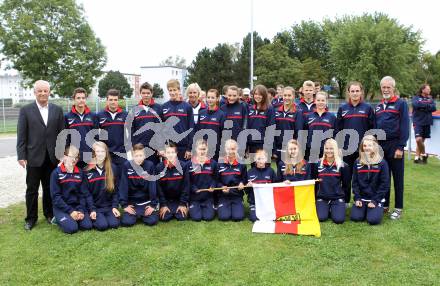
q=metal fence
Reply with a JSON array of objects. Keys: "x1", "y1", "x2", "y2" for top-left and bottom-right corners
[{"x1": 0, "y1": 97, "x2": 166, "y2": 133}]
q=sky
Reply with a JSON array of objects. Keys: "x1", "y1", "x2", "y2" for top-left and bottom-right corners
[{"x1": 3, "y1": 0, "x2": 440, "y2": 75}]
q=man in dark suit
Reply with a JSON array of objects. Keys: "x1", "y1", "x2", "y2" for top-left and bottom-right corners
[{"x1": 17, "y1": 80, "x2": 65, "y2": 230}]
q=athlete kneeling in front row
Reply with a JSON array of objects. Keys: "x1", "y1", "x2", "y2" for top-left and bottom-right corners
[
  {"x1": 217, "y1": 139, "x2": 248, "y2": 221},
  {"x1": 157, "y1": 142, "x2": 190, "y2": 221},
  {"x1": 314, "y1": 139, "x2": 350, "y2": 224},
  {"x1": 350, "y1": 135, "x2": 390, "y2": 225},
  {"x1": 84, "y1": 142, "x2": 120, "y2": 230},
  {"x1": 119, "y1": 144, "x2": 159, "y2": 226},
  {"x1": 246, "y1": 149, "x2": 276, "y2": 222},
  {"x1": 50, "y1": 146, "x2": 92, "y2": 234},
  {"x1": 188, "y1": 140, "x2": 217, "y2": 221}
]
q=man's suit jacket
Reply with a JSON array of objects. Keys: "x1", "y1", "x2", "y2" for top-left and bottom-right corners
[{"x1": 16, "y1": 101, "x2": 65, "y2": 167}]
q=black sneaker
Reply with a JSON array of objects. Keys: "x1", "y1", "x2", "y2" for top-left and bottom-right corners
[
  {"x1": 422, "y1": 155, "x2": 428, "y2": 164},
  {"x1": 414, "y1": 158, "x2": 421, "y2": 164}
]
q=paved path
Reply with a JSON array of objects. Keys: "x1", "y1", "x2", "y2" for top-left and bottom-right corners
[
  {"x1": 0, "y1": 155, "x2": 26, "y2": 208},
  {"x1": 0, "y1": 136, "x2": 16, "y2": 158}
]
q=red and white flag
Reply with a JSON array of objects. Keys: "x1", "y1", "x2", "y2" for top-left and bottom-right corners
[{"x1": 252, "y1": 180, "x2": 321, "y2": 237}]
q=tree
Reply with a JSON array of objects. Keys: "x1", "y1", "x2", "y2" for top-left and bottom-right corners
[
  {"x1": 187, "y1": 44, "x2": 236, "y2": 91},
  {"x1": 0, "y1": 0, "x2": 106, "y2": 97},
  {"x1": 160, "y1": 55, "x2": 187, "y2": 68},
  {"x1": 300, "y1": 58, "x2": 328, "y2": 84},
  {"x1": 233, "y1": 32, "x2": 270, "y2": 87},
  {"x1": 254, "y1": 40, "x2": 303, "y2": 88},
  {"x1": 187, "y1": 48, "x2": 214, "y2": 91},
  {"x1": 153, "y1": 83, "x2": 164, "y2": 98},
  {"x1": 98, "y1": 71, "x2": 133, "y2": 98},
  {"x1": 289, "y1": 21, "x2": 331, "y2": 65},
  {"x1": 210, "y1": 43, "x2": 235, "y2": 90},
  {"x1": 416, "y1": 51, "x2": 440, "y2": 97},
  {"x1": 276, "y1": 21, "x2": 333, "y2": 83},
  {"x1": 326, "y1": 13, "x2": 422, "y2": 99}
]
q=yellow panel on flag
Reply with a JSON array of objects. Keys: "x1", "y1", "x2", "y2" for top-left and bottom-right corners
[{"x1": 252, "y1": 180, "x2": 321, "y2": 237}]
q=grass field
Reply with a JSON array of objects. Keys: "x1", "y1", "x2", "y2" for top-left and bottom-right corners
[{"x1": 0, "y1": 158, "x2": 439, "y2": 285}]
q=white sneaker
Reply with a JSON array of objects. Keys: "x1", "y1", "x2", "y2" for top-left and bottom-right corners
[{"x1": 390, "y1": 209, "x2": 402, "y2": 220}]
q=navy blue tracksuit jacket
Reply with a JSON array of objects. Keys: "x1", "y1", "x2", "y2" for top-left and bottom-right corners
[
  {"x1": 188, "y1": 159, "x2": 218, "y2": 202},
  {"x1": 216, "y1": 159, "x2": 248, "y2": 199},
  {"x1": 304, "y1": 110, "x2": 336, "y2": 160},
  {"x1": 274, "y1": 104, "x2": 304, "y2": 149},
  {"x1": 246, "y1": 165, "x2": 276, "y2": 205},
  {"x1": 64, "y1": 106, "x2": 98, "y2": 163},
  {"x1": 84, "y1": 164, "x2": 119, "y2": 212},
  {"x1": 298, "y1": 99, "x2": 316, "y2": 119},
  {"x1": 374, "y1": 96, "x2": 409, "y2": 151},
  {"x1": 161, "y1": 100, "x2": 195, "y2": 152},
  {"x1": 271, "y1": 96, "x2": 283, "y2": 108},
  {"x1": 412, "y1": 95, "x2": 436, "y2": 126},
  {"x1": 50, "y1": 164, "x2": 87, "y2": 214},
  {"x1": 196, "y1": 107, "x2": 225, "y2": 156},
  {"x1": 97, "y1": 107, "x2": 128, "y2": 164},
  {"x1": 246, "y1": 104, "x2": 276, "y2": 148},
  {"x1": 336, "y1": 101, "x2": 375, "y2": 149},
  {"x1": 131, "y1": 99, "x2": 163, "y2": 149},
  {"x1": 118, "y1": 160, "x2": 157, "y2": 208},
  {"x1": 156, "y1": 160, "x2": 190, "y2": 207},
  {"x1": 313, "y1": 160, "x2": 350, "y2": 201},
  {"x1": 220, "y1": 101, "x2": 248, "y2": 141},
  {"x1": 352, "y1": 159, "x2": 390, "y2": 205},
  {"x1": 276, "y1": 160, "x2": 311, "y2": 182}
]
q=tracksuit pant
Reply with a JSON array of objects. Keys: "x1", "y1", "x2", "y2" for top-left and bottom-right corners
[
  {"x1": 350, "y1": 204, "x2": 384, "y2": 225},
  {"x1": 93, "y1": 209, "x2": 120, "y2": 231},
  {"x1": 380, "y1": 140, "x2": 404, "y2": 209},
  {"x1": 316, "y1": 199, "x2": 345, "y2": 224},
  {"x1": 343, "y1": 152, "x2": 358, "y2": 203},
  {"x1": 121, "y1": 204, "x2": 159, "y2": 226},
  {"x1": 249, "y1": 204, "x2": 257, "y2": 222},
  {"x1": 160, "y1": 201, "x2": 188, "y2": 222},
  {"x1": 189, "y1": 199, "x2": 215, "y2": 221},
  {"x1": 218, "y1": 197, "x2": 245, "y2": 221},
  {"x1": 53, "y1": 207, "x2": 92, "y2": 234}
]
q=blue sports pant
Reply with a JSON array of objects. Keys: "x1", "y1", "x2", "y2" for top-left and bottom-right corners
[
  {"x1": 93, "y1": 209, "x2": 120, "y2": 231},
  {"x1": 316, "y1": 199, "x2": 345, "y2": 224},
  {"x1": 53, "y1": 207, "x2": 92, "y2": 234},
  {"x1": 160, "y1": 201, "x2": 188, "y2": 222},
  {"x1": 189, "y1": 199, "x2": 215, "y2": 221},
  {"x1": 121, "y1": 204, "x2": 159, "y2": 226},
  {"x1": 218, "y1": 197, "x2": 245, "y2": 221},
  {"x1": 350, "y1": 203, "x2": 384, "y2": 225}
]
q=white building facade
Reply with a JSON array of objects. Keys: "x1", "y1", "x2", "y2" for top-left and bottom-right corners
[
  {"x1": 0, "y1": 74, "x2": 34, "y2": 104},
  {"x1": 140, "y1": 66, "x2": 188, "y2": 101}
]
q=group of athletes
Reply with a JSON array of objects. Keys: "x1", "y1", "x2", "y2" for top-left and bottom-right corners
[{"x1": 21, "y1": 76, "x2": 437, "y2": 234}]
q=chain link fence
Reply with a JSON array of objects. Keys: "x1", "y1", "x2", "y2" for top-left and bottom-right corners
[{"x1": 0, "y1": 97, "x2": 167, "y2": 133}]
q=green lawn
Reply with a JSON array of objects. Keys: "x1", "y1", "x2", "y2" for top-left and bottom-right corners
[{"x1": 1, "y1": 158, "x2": 439, "y2": 285}]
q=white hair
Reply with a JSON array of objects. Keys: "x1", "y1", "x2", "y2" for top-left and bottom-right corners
[
  {"x1": 380, "y1": 76, "x2": 395, "y2": 88},
  {"x1": 33, "y1": 80, "x2": 50, "y2": 91},
  {"x1": 185, "y1": 83, "x2": 201, "y2": 98}
]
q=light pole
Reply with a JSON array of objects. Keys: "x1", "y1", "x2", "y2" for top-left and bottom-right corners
[{"x1": 250, "y1": 0, "x2": 254, "y2": 91}]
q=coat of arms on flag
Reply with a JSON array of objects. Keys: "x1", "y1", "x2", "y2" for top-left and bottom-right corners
[{"x1": 252, "y1": 180, "x2": 321, "y2": 237}]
